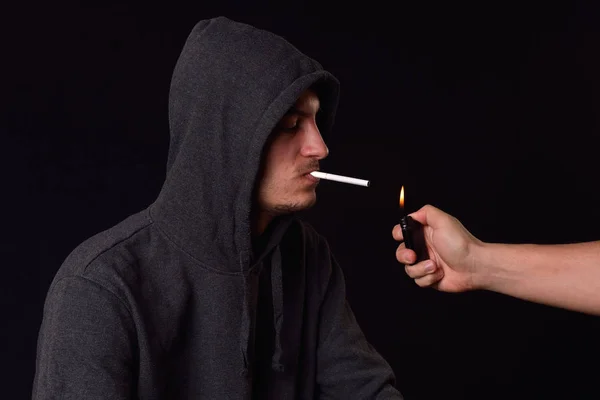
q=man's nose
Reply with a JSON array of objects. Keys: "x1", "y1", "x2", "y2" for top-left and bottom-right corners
[{"x1": 300, "y1": 124, "x2": 328, "y2": 160}]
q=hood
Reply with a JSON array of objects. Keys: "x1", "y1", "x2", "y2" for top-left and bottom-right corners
[{"x1": 150, "y1": 16, "x2": 340, "y2": 273}]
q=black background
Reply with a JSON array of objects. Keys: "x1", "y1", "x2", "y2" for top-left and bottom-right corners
[{"x1": 3, "y1": 1, "x2": 600, "y2": 398}]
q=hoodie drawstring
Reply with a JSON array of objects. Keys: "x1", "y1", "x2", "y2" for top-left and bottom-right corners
[
  {"x1": 271, "y1": 245, "x2": 285, "y2": 372},
  {"x1": 239, "y1": 244, "x2": 286, "y2": 377},
  {"x1": 240, "y1": 275, "x2": 250, "y2": 375},
  {"x1": 239, "y1": 251, "x2": 255, "y2": 376}
]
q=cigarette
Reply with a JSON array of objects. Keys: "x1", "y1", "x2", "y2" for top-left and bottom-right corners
[{"x1": 310, "y1": 171, "x2": 370, "y2": 187}]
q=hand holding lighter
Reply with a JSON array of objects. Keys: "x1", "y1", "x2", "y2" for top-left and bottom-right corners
[{"x1": 399, "y1": 215, "x2": 428, "y2": 265}]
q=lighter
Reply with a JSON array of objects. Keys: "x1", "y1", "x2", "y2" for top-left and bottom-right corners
[{"x1": 399, "y1": 186, "x2": 428, "y2": 265}]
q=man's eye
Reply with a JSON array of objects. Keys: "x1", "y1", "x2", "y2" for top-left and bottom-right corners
[{"x1": 280, "y1": 118, "x2": 299, "y2": 132}]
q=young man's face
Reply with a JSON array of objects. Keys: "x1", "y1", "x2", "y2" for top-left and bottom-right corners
[{"x1": 255, "y1": 89, "x2": 328, "y2": 217}]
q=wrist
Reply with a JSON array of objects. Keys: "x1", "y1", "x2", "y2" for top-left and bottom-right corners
[{"x1": 467, "y1": 240, "x2": 494, "y2": 291}]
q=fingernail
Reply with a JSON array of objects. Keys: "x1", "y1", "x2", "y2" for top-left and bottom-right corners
[{"x1": 424, "y1": 261, "x2": 435, "y2": 273}]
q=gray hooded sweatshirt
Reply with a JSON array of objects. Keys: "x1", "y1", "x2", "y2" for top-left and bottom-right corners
[{"x1": 32, "y1": 16, "x2": 403, "y2": 399}]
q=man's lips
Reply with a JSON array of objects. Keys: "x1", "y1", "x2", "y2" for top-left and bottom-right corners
[
  {"x1": 300, "y1": 168, "x2": 319, "y2": 176},
  {"x1": 302, "y1": 170, "x2": 320, "y2": 183}
]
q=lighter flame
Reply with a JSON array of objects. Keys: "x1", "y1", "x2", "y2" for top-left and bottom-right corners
[{"x1": 399, "y1": 186, "x2": 405, "y2": 208}]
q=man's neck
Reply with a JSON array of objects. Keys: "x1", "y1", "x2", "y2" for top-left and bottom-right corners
[{"x1": 252, "y1": 211, "x2": 274, "y2": 237}]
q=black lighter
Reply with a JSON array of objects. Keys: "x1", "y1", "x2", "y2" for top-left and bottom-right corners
[{"x1": 399, "y1": 186, "x2": 429, "y2": 265}]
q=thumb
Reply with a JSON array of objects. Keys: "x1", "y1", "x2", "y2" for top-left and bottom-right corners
[{"x1": 409, "y1": 204, "x2": 449, "y2": 229}]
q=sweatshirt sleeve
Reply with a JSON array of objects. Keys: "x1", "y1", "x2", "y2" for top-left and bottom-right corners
[
  {"x1": 32, "y1": 275, "x2": 136, "y2": 400},
  {"x1": 316, "y1": 255, "x2": 403, "y2": 400}
]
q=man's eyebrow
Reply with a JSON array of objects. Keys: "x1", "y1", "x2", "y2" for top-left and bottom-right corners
[{"x1": 286, "y1": 105, "x2": 321, "y2": 117}]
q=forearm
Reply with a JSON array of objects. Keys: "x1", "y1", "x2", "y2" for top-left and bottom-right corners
[
  {"x1": 317, "y1": 252, "x2": 402, "y2": 398},
  {"x1": 474, "y1": 241, "x2": 600, "y2": 315}
]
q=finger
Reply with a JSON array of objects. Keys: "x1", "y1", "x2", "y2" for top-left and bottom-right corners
[
  {"x1": 396, "y1": 246, "x2": 416, "y2": 265},
  {"x1": 414, "y1": 268, "x2": 444, "y2": 288},
  {"x1": 404, "y1": 260, "x2": 436, "y2": 279},
  {"x1": 391, "y1": 224, "x2": 404, "y2": 241},
  {"x1": 409, "y1": 204, "x2": 448, "y2": 228}
]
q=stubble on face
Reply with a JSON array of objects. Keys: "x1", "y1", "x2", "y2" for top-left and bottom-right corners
[
  {"x1": 259, "y1": 157, "x2": 320, "y2": 216},
  {"x1": 253, "y1": 89, "x2": 325, "y2": 234}
]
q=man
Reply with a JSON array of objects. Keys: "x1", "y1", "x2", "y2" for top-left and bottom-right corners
[
  {"x1": 393, "y1": 204, "x2": 600, "y2": 316},
  {"x1": 33, "y1": 16, "x2": 403, "y2": 399}
]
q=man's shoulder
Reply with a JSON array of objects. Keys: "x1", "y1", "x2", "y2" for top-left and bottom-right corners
[{"x1": 54, "y1": 209, "x2": 154, "y2": 282}]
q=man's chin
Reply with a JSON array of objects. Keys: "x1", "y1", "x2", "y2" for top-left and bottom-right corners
[{"x1": 269, "y1": 197, "x2": 317, "y2": 215}]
